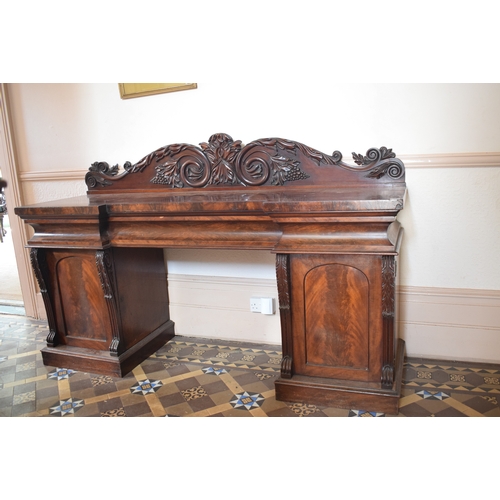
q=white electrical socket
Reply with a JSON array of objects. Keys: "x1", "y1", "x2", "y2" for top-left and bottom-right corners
[
  {"x1": 250, "y1": 297, "x2": 274, "y2": 315},
  {"x1": 250, "y1": 297, "x2": 261, "y2": 313}
]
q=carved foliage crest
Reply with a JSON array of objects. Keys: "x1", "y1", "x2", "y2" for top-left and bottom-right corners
[
  {"x1": 85, "y1": 133, "x2": 406, "y2": 189},
  {"x1": 149, "y1": 133, "x2": 310, "y2": 188}
]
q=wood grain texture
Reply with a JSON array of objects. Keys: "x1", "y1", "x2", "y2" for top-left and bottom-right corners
[
  {"x1": 304, "y1": 263, "x2": 369, "y2": 370},
  {"x1": 290, "y1": 254, "x2": 383, "y2": 383},
  {"x1": 83, "y1": 134, "x2": 405, "y2": 193},
  {"x1": 47, "y1": 250, "x2": 112, "y2": 350},
  {"x1": 15, "y1": 134, "x2": 406, "y2": 409}
]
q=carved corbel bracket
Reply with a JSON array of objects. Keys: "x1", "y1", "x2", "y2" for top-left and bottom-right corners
[
  {"x1": 30, "y1": 248, "x2": 59, "y2": 347},
  {"x1": 381, "y1": 255, "x2": 396, "y2": 388},
  {"x1": 281, "y1": 355, "x2": 293, "y2": 379},
  {"x1": 276, "y1": 254, "x2": 293, "y2": 379},
  {"x1": 95, "y1": 249, "x2": 122, "y2": 356}
]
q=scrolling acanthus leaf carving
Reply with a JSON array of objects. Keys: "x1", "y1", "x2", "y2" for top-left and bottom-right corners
[
  {"x1": 336, "y1": 146, "x2": 404, "y2": 179},
  {"x1": 86, "y1": 133, "x2": 405, "y2": 189},
  {"x1": 85, "y1": 162, "x2": 121, "y2": 188},
  {"x1": 149, "y1": 133, "x2": 311, "y2": 188}
]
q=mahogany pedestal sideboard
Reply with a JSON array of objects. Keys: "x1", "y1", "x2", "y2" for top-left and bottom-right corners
[{"x1": 15, "y1": 133, "x2": 407, "y2": 414}]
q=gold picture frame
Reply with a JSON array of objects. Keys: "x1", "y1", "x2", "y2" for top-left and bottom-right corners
[{"x1": 119, "y1": 83, "x2": 197, "y2": 99}]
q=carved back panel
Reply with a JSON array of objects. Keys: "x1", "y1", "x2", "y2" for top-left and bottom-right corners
[{"x1": 85, "y1": 133, "x2": 405, "y2": 193}]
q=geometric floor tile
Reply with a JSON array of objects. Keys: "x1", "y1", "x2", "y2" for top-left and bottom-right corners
[
  {"x1": 130, "y1": 379, "x2": 163, "y2": 395},
  {"x1": 348, "y1": 410, "x2": 386, "y2": 417},
  {"x1": 101, "y1": 408, "x2": 126, "y2": 417},
  {"x1": 415, "y1": 390, "x2": 451, "y2": 400},
  {"x1": 181, "y1": 386, "x2": 208, "y2": 401},
  {"x1": 288, "y1": 403, "x2": 321, "y2": 417},
  {"x1": 13, "y1": 391, "x2": 36, "y2": 405},
  {"x1": 202, "y1": 366, "x2": 228, "y2": 376},
  {"x1": 2, "y1": 313, "x2": 500, "y2": 417},
  {"x1": 49, "y1": 398, "x2": 85, "y2": 416},
  {"x1": 48, "y1": 368, "x2": 77, "y2": 380},
  {"x1": 91, "y1": 375, "x2": 115, "y2": 387},
  {"x1": 229, "y1": 391, "x2": 265, "y2": 410}
]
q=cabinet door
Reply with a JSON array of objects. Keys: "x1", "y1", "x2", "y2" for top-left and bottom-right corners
[
  {"x1": 290, "y1": 254, "x2": 383, "y2": 382},
  {"x1": 46, "y1": 249, "x2": 114, "y2": 350}
]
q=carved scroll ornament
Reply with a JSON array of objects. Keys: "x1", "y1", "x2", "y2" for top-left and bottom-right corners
[{"x1": 85, "y1": 133, "x2": 405, "y2": 189}]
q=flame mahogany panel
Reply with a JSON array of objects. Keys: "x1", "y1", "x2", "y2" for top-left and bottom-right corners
[
  {"x1": 48, "y1": 250, "x2": 111, "y2": 349},
  {"x1": 304, "y1": 263, "x2": 370, "y2": 370},
  {"x1": 290, "y1": 254, "x2": 383, "y2": 382}
]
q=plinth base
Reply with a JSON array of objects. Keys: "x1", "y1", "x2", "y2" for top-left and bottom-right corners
[
  {"x1": 41, "y1": 320, "x2": 175, "y2": 378},
  {"x1": 275, "y1": 339, "x2": 405, "y2": 415}
]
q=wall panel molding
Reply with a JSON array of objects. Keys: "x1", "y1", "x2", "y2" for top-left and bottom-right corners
[
  {"x1": 17, "y1": 152, "x2": 500, "y2": 182},
  {"x1": 36, "y1": 273, "x2": 500, "y2": 362},
  {"x1": 400, "y1": 152, "x2": 500, "y2": 169},
  {"x1": 169, "y1": 275, "x2": 500, "y2": 363},
  {"x1": 167, "y1": 273, "x2": 281, "y2": 345},
  {"x1": 398, "y1": 285, "x2": 500, "y2": 363},
  {"x1": 19, "y1": 169, "x2": 88, "y2": 181}
]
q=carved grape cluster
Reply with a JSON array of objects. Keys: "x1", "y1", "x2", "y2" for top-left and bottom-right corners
[{"x1": 284, "y1": 164, "x2": 310, "y2": 182}]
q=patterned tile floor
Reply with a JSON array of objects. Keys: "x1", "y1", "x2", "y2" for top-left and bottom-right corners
[{"x1": 1, "y1": 313, "x2": 500, "y2": 417}]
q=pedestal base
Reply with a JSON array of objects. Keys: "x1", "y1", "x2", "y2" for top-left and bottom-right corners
[
  {"x1": 275, "y1": 339, "x2": 405, "y2": 415},
  {"x1": 41, "y1": 320, "x2": 175, "y2": 377}
]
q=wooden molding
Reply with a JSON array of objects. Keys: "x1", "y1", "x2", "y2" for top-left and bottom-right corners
[{"x1": 0, "y1": 84, "x2": 39, "y2": 318}]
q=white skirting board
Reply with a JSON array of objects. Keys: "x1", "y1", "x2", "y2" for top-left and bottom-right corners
[
  {"x1": 398, "y1": 286, "x2": 500, "y2": 363},
  {"x1": 35, "y1": 275, "x2": 500, "y2": 363},
  {"x1": 167, "y1": 274, "x2": 282, "y2": 346},
  {"x1": 167, "y1": 274, "x2": 500, "y2": 363}
]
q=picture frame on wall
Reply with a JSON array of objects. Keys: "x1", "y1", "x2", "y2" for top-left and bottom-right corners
[{"x1": 119, "y1": 83, "x2": 197, "y2": 99}]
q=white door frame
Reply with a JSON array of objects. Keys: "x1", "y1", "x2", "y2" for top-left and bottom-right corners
[{"x1": 0, "y1": 83, "x2": 40, "y2": 318}]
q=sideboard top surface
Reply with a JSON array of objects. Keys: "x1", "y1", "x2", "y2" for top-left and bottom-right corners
[
  {"x1": 15, "y1": 133, "x2": 407, "y2": 219},
  {"x1": 15, "y1": 185, "x2": 406, "y2": 218}
]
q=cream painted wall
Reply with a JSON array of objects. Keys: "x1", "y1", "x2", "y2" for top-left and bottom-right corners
[
  {"x1": 399, "y1": 166, "x2": 500, "y2": 290},
  {"x1": 6, "y1": 83, "x2": 500, "y2": 359},
  {"x1": 10, "y1": 83, "x2": 500, "y2": 170},
  {"x1": 8, "y1": 82, "x2": 500, "y2": 290}
]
